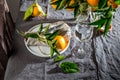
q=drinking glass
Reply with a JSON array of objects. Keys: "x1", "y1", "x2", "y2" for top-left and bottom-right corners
[{"x1": 71, "y1": 7, "x2": 94, "y2": 59}]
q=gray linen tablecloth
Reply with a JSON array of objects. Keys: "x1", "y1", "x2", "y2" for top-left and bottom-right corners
[{"x1": 5, "y1": 0, "x2": 120, "y2": 80}]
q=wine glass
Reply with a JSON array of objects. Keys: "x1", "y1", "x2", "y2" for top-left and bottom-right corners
[
  {"x1": 75, "y1": 9, "x2": 94, "y2": 41},
  {"x1": 71, "y1": 9, "x2": 94, "y2": 59}
]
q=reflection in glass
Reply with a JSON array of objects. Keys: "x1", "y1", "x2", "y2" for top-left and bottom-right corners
[{"x1": 72, "y1": 7, "x2": 94, "y2": 59}]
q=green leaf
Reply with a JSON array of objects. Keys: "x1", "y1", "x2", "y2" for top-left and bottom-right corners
[
  {"x1": 52, "y1": 40, "x2": 57, "y2": 47},
  {"x1": 47, "y1": 29, "x2": 60, "y2": 40},
  {"x1": 50, "y1": 0, "x2": 62, "y2": 10},
  {"x1": 55, "y1": 1, "x2": 62, "y2": 10},
  {"x1": 25, "y1": 33, "x2": 39, "y2": 38},
  {"x1": 79, "y1": 3, "x2": 88, "y2": 15},
  {"x1": 54, "y1": 55, "x2": 65, "y2": 62},
  {"x1": 38, "y1": 24, "x2": 43, "y2": 34},
  {"x1": 98, "y1": 0, "x2": 107, "y2": 9},
  {"x1": 50, "y1": 0, "x2": 59, "y2": 5},
  {"x1": 115, "y1": 0, "x2": 120, "y2": 5},
  {"x1": 57, "y1": 0, "x2": 70, "y2": 10},
  {"x1": 54, "y1": 48, "x2": 60, "y2": 55},
  {"x1": 47, "y1": 40, "x2": 59, "y2": 58},
  {"x1": 65, "y1": 0, "x2": 72, "y2": 6},
  {"x1": 48, "y1": 40, "x2": 55, "y2": 58},
  {"x1": 38, "y1": 37, "x2": 46, "y2": 43},
  {"x1": 94, "y1": 7, "x2": 109, "y2": 12},
  {"x1": 44, "y1": 33, "x2": 52, "y2": 38},
  {"x1": 104, "y1": 6, "x2": 112, "y2": 16},
  {"x1": 97, "y1": 20, "x2": 106, "y2": 30},
  {"x1": 47, "y1": 40, "x2": 53, "y2": 47},
  {"x1": 43, "y1": 25, "x2": 50, "y2": 34},
  {"x1": 104, "y1": 16, "x2": 112, "y2": 36},
  {"x1": 59, "y1": 62, "x2": 79, "y2": 73},
  {"x1": 23, "y1": 4, "x2": 34, "y2": 20},
  {"x1": 48, "y1": 40, "x2": 57, "y2": 48},
  {"x1": 74, "y1": 5, "x2": 79, "y2": 18},
  {"x1": 16, "y1": 29, "x2": 25, "y2": 37},
  {"x1": 105, "y1": 12, "x2": 113, "y2": 18},
  {"x1": 90, "y1": 18, "x2": 106, "y2": 26},
  {"x1": 65, "y1": 4, "x2": 77, "y2": 9},
  {"x1": 50, "y1": 46, "x2": 54, "y2": 58},
  {"x1": 65, "y1": 1, "x2": 77, "y2": 9}
]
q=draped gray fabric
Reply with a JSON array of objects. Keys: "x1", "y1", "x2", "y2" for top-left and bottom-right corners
[
  {"x1": 0, "y1": 0, "x2": 14, "y2": 80},
  {"x1": 4, "y1": 0, "x2": 120, "y2": 80}
]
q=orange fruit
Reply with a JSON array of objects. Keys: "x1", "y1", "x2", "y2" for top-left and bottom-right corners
[
  {"x1": 66, "y1": 0, "x2": 75, "y2": 11},
  {"x1": 87, "y1": 0, "x2": 99, "y2": 7},
  {"x1": 109, "y1": 25, "x2": 112, "y2": 30},
  {"x1": 54, "y1": 35, "x2": 66, "y2": 50},
  {"x1": 112, "y1": 2, "x2": 118, "y2": 8},
  {"x1": 107, "y1": 0, "x2": 118, "y2": 9},
  {"x1": 51, "y1": 0, "x2": 75, "y2": 11},
  {"x1": 50, "y1": 0, "x2": 57, "y2": 10},
  {"x1": 100, "y1": 25, "x2": 112, "y2": 32},
  {"x1": 32, "y1": 5, "x2": 41, "y2": 17}
]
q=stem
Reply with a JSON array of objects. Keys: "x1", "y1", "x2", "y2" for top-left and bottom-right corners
[
  {"x1": 34, "y1": 0, "x2": 38, "y2": 4},
  {"x1": 37, "y1": 33, "x2": 48, "y2": 44},
  {"x1": 104, "y1": 6, "x2": 112, "y2": 16}
]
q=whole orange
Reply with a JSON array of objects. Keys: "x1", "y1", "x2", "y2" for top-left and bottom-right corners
[
  {"x1": 112, "y1": 2, "x2": 118, "y2": 8},
  {"x1": 32, "y1": 4, "x2": 41, "y2": 17},
  {"x1": 54, "y1": 35, "x2": 66, "y2": 50},
  {"x1": 107, "y1": 0, "x2": 118, "y2": 9},
  {"x1": 87, "y1": 0, "x2": 99, "y2": 7},
  {"x1": 50, "y1": 0, "x2": 57, "y2": 10}
]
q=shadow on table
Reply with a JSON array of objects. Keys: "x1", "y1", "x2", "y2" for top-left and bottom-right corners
[{"x1": 47, "y1": 66, "x2": 64, "y2": 74}]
